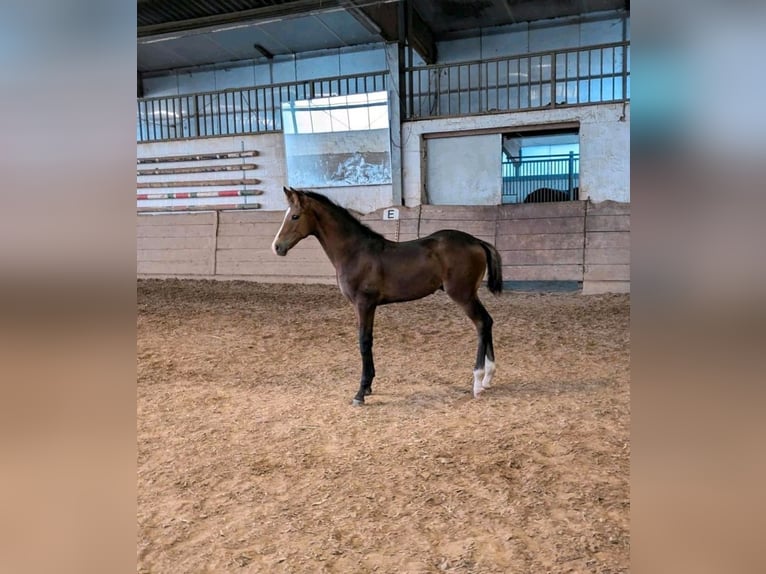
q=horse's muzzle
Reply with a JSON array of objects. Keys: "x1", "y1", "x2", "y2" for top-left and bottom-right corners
[{"x1": 274, "y1": 243, "x2": 288, "y2": 256}]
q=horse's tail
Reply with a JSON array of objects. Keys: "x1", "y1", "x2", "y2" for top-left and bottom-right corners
[{"x1": 480, "y1": 240, "x2": 503, "y2": 294}]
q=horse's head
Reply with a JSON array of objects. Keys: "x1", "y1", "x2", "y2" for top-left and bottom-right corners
[{"x1": 272, "y1": 187, "x2": 316, "y2": 256}]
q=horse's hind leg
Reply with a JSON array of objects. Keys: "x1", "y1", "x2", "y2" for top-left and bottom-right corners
[
  {"x1": 481, "y1": 310, "x2": 496, "y2": 390},
  {"x1": 452, "y1": 295, "x2": 495, "y2": 397}
]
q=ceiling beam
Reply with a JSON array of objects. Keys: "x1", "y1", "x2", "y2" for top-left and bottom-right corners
[
  {"x1": 408, "y1": 4, "x2": 436, "y2": 64},
  {"x1": 355, "y1": 0, "x2": 436, "y2": 64}
]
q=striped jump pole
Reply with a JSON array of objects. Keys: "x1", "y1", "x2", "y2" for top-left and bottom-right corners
[
  {"x1": 137, "y1": 203, "x2": 261, "y2": 213},
  {"x1": 136, "y1": 189, "x2": 262, "y2": 201}
]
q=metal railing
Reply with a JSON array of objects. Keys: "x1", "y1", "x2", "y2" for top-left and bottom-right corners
[
  {"x1": 137, "y1": 42, "x2": 629, "y2": 141},
  {"x1": 502, "y1": 153, "x2": 580, "y2": 203},
  {"x1": 406, "y1": 41, "x2": 629, "y2": 119},
  {"x1": 137, "y1": 71, "x2": 387, "y2": 142}
]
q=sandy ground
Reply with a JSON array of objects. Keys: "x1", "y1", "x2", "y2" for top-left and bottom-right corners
[{"x1": 137, "y1": 279, "x2": 630, "y2": 573}]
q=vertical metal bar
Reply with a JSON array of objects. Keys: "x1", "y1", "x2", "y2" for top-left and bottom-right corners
[
  {"x1": 574, "y1": 50, "x2": 580, "y2": 103},
  {"x1": 180, "y1": 96, "x2": 186, "y2": 137},
  {"x1": 568, "y1": 151, "x2": 574, "y2": 196},
  {"x1": 229, "y1": 91, "x2": 235, "y2": 134},
  {"x1": 271, "y1": 86, "x2": 277, "y2": 131},
  {"x1": 407, "y1": 63, "x2": 414, "y2": 119},
  {"x1": 192, "y1": 95, "x2": 199, "y2": 137},
  {"x1": 202, "y1": 94, "x2": 207, "y2": 135},
  {"x1": 255, "y1": 88, "x2": 266, "y2": 132},
  {"x1": 527, "y1": 56, "x2": 531, "y2": 107},
  {"x1": 146, "y1": 100, "x2": 152, "y2": 140},
  {"x1": 246, "y1": 89, "x2": 251, "y2": 133},
  {"x1": 197, "y1": 95, "x2": 204, "y2": 136},
  {"x1": 215, "y1": 92, "x2": 228, "y2": 135},
  {"x1": 232, "y1": 91, "x2": 238, "y2": 133},
  {"x1": 155, "y1": 100, "x2": 161, "y2": 140},
  {"x1": 159, "y1": 99, "x2": 165, "y2": 140},
  {"x1": 622, "y1": 42, "x2": 628, "y2": 101},
  {"x1": 245, "y1": 90, "x2": 255, "y2": 133},
  {"x1": 477, "y1": 62, "x2": 482, "y2": 113},
  {"x1": 238, "y1": 90, "x2": 243, "y2": 134},
  {"x1": 150, "y1": 99, "x2": 156, "y2": 140},
  {"x1": 445, "y1": 67, "x2": 450, "y2": 116},
  {"x1": 506, "y1": 59, "x2": 511, "y2": 111},
  {"x1": 485, "y1": 62, "x2": 489, "y2": 112},
  {"x1": 221, "y1": 93, "x2": 226, "y2": 135},
  {"x1": 140, "y1": 101, "x2": 148, "y2": 141},
  {"x1": 137, "y1": 101, "x2": 143, "y2": 142},
  {"x1": 205, "y1": 94, "x2": 216, "y2": 136},
  {"x1": 600, "y1": 48, "x2": 605, "y2": 101},
  {"x1": 171, "y1": 97, "x2": 177, "y2": 138},
  {"x1": 206, "y1": 94, "x2": 212, "y2": 135},
  {"x1": 145, "y1": 100, "x2": 151, "y2": 141},
  {"x1": 215, "y1": 94, "x2": 221, "y2": 134},
  {"x1": 223, "y1": 93, "x2": 228, "y2": 135},
  {"x1": 411, "y1": 68, "x2": 417, "y2": 117},
  {"x1": 226, "y1": 92, "x2": 232, "y2": 134},
  {"x1": 551, "y1": 50, "x2": 557, "y2": 107},
  {"x1": 495, "y1": 60, "x2": 499, "y2": 112},
  {"x1": 588, "y1": 50, "x2": 593, "y2": 103},
  {"x1": 162, "y1": 99, "x2": 168, "y2": 139}
]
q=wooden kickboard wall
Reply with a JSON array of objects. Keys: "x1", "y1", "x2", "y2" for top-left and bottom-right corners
[{"x1": 137, "y1": 201, "x2": 629, "y2": 292}]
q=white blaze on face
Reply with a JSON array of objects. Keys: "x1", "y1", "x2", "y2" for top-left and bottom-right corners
[{"x1": 271, "y1": 208, "x2": 291, "y2": 255}]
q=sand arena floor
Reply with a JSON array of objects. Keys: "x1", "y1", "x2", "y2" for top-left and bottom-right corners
[{"x1": 138, "y1": 279, "x2": 629, "y2": 573}]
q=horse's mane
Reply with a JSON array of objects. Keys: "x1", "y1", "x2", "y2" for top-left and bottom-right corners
[{"x1": 303, "y1": 191, "x2": 385, "y2": 242}]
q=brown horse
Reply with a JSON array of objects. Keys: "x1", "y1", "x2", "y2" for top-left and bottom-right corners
[{"x1": 272, "y1": 187, "x2": 503, "y2": 405}]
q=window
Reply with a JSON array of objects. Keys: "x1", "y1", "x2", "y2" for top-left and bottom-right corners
[
  {"x1": 281, "y1": 91, "x2": 392, "y2": 187},
  {"x1": 501, "y1": 129, "x2": 580, "y2": 203}
]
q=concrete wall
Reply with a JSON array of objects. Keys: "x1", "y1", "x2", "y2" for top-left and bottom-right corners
[
  {"x1": 137, "y1": 200, "x2": 629, "y2": 293},
  {"x1": 402, "y1": 102, "x2": 630, "y2": 205}
]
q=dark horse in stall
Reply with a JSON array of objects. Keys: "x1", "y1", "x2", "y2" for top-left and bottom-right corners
[
  {"x1": 524, "y1": 186, "x2": 579, "y2": 203},
  {"x1": 272, "y1": 187, "x2": 503, "y2": 405}
]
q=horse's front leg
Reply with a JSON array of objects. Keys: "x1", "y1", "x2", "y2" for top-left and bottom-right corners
[{"x1": 352, "y1": 300, "x2": 377, "y2": 406}]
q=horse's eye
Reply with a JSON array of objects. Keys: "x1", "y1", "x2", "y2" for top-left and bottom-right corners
[{"x1": 291, "y1": 214, "x2": 300, "y2": 220}]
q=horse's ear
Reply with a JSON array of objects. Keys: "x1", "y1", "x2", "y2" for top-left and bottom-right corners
[
  {"x1": 291, "y1": 187, "x2": 308, "y2": 207},
  {"x1": 283, "y1": 186, "x2": 296, "y2": 205}
]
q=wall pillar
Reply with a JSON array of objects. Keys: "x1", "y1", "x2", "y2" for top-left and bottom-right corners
[{"x1": 385, "y1": 42, "x2": 403, "y2": 206}]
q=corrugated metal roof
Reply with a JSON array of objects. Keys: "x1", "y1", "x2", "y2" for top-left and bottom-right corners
[{"x1": 139, "y1": 1, "x2": 283, "y2": 28}]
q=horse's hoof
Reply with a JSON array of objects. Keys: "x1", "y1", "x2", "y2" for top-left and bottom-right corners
[
  {"x1": 352, "y1": 398, "x2": 365, "y2": 406},
  {"x1": 364, "y1": 388, "x2": 373, "y2": 396}
]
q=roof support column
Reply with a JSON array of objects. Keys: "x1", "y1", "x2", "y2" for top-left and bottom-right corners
[{"x1": 385, "y1": 41, "x2": 403, "y2": 206}]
